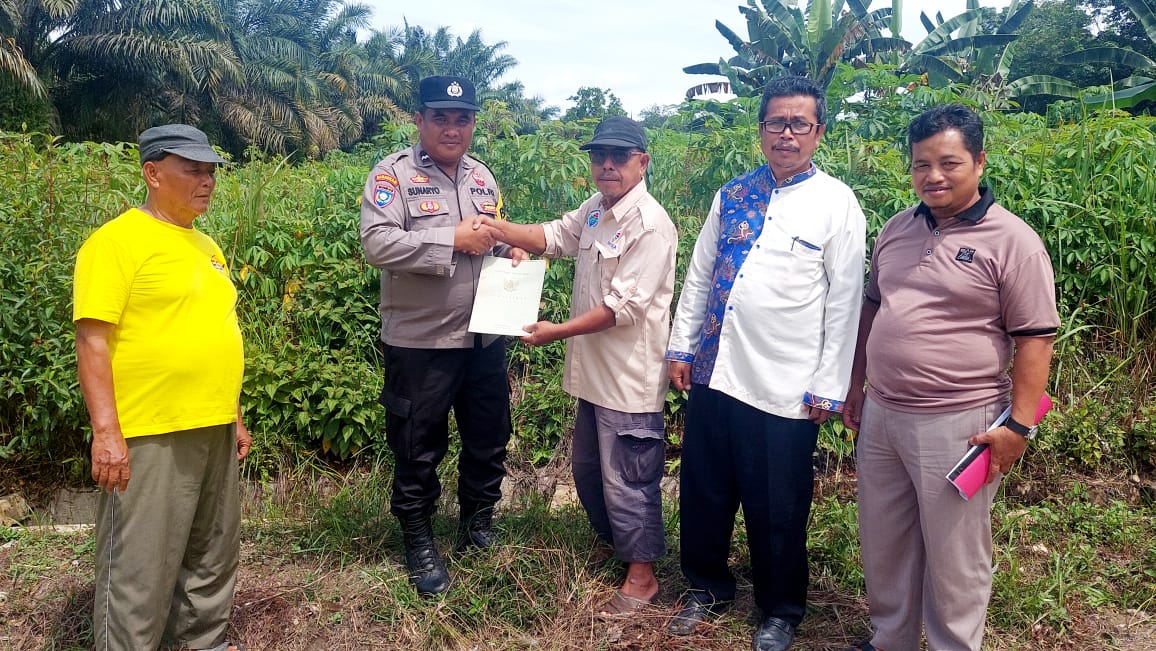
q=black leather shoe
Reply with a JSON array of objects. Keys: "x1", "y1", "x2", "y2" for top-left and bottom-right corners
[
  {"x1": 667, "y1": 592, "x2": 718, "y2": 636},
  {"x1": 399, "y1": 515, "x2": 450, "y2": 596},
  {"x1": 751, "y1": 616, "x2": 795, "y2": 651},
  {"x1": 457, "y1": 505, "x2": 496, "y2": 551}
]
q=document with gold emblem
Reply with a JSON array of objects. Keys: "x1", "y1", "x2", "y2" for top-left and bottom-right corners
[{"x1": 468, "y1": 257, "x2": 547, "y2": 336}]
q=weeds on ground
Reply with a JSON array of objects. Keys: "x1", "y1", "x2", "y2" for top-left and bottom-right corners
[{"x1": 3, "y1": 464, "x2": 1154, "y2": 650}]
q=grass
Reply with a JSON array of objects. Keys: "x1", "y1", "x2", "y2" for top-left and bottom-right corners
[{"x1": 2, "y1": 460, "x2": 1154, "y2": 650}]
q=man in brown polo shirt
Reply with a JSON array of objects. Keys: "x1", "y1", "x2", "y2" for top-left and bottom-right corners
[{"x1": 842, "y1": 104, "x2": 1059, "y2": 651}]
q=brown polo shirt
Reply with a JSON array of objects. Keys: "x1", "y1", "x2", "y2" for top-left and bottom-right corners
[{"x1": 864, "y1": 189, "x2": 1059, "y2": 412}]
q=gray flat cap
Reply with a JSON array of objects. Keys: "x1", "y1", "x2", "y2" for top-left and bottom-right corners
[{"x1": 138, "y1": 124, "x2": 226, "y2": 165}]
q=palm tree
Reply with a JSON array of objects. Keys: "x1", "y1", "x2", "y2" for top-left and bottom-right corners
[
  {"x1": 684, "y1": 0, "x2": 901, "y2": 95},
  {"x1": 441, "y1": 29, "x2": 517, "y2": 92},
  {"x1": 46, "y1": 0, "x2": 239, "y2": 143},
  {"x1": 0, "y1": 0, "x2": 53, "y2": 98},
  {"x1": 209, "y1": 0, "x2": 400, "y2": 156}
]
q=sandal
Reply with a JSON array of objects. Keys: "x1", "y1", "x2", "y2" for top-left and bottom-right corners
[{"x1": 596, "y1": 589, "x2": 656, "y2": 618}]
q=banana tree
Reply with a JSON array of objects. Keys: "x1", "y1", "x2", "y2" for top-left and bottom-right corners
[
  {"x1": 1058, "y1": 0, "x2": 1156, "y2": 109},
  {"x1": 684, "y1": 0, "x2": 903, "y2": 95},
  {"x1": 902, "y1": 0, "x2": 1034, "y2": 88},
  {"x1": 1009, "y1": 0, "x2": 1156, "y2": 109}
]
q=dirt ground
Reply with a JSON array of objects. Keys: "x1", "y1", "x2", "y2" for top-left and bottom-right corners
[{"x1": 2, "y1": 461, "x2": 1154, "y2": 650}]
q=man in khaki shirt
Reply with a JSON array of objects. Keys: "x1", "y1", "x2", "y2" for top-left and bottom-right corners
[{"x1": 478, "y1": 117, "x2": 677, "y2": 617}]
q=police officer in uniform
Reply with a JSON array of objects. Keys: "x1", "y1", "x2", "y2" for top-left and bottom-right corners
[{"x1": 359, "y1": 75, "x2": 521, "y2": 596}]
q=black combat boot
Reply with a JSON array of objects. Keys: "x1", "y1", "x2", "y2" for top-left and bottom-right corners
[
  {"x1": 399, "y1": 514, "x2": 450, "y2": 595},
  {"x1": 457, "y1": 503, "x2": 496, "y2": 552}
]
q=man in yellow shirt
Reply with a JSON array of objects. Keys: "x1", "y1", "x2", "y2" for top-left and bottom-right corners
[{"x1": 74, "y1": 124, "x2": 250, "y2": 651}]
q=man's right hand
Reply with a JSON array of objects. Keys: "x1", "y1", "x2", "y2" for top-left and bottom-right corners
[
  {"x1": 669, "y1": 361, "x2": 692, "y2": 392},
  {"x1": 454, "y1": 218, "x2": 500, "y2": 255},
  {"x1": 842, "y1": 383, "x2": 866, "y2": 432},
  {"x1": 92, "y1": 429, "x2": 130, "y2": 493}
]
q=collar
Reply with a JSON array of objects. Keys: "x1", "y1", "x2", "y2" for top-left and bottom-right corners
[
  {"x1": 913, "y1": 186, "x2": 994, "y2": 230},
  {"x1": 413, "y1": 143, "x2": 473, "y2": 171},
  {"x1": 600, "y1": 179, "x2": 648, "y2": 217},
  {"x1": 769, "y1": 162, "x2": 817, "y2": 188}
]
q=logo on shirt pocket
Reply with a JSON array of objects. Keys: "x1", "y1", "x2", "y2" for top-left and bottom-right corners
[{"x1": 419, "y1": 201, "x2": 441, "y2": 214}]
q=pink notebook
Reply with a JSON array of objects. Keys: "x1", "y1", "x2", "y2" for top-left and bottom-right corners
[{"x1": 946, "y1": 394, "x2": 1054, "y2": 500}]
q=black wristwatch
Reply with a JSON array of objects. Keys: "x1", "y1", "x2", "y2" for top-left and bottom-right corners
[{"x1": 1005, "y1": 416, "x2": 1038, "y2": 440}]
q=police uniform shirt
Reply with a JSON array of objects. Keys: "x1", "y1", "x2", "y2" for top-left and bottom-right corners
[{"x1": 360, "y1": 142, "x2": 504, "y2": 348}]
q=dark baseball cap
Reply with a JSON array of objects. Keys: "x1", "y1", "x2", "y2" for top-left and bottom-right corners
[
  {"x1": 579, "y1": 116, "x2": 647, "y2": 152},
  {"x1": 138, "y1": 124, "x2": 226, "y2": 165},
  {"x1": 419, "y1": 75, "x2": 481, "y2": 111}
]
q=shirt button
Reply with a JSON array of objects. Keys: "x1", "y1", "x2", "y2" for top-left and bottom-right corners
[
  {"x1": 926, "y1": 249, "x2": 933, "y2": 255},
  {"x1": 934, "y1": 230, "x2": 941, "y2": 236}
]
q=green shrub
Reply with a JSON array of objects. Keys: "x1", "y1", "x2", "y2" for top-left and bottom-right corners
[{"x1": 3, "y1": 80, "x2": 1154, "y2": 475}]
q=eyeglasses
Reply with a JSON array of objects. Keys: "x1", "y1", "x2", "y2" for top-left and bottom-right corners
[
  {"x1": 587, "y1": 149, "x2": 641, "y2": 165},
  {"x1": 759, "y1": 119, "x2": 817, "y2": 135}
]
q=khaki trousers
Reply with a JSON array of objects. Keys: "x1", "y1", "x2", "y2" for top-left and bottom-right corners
[
  {"x1": 857, "y1": 397, "x2": 1006, "y2": 651},
  {"x1": 93, "y1": 424, "x2": 240, "y2": 651}
]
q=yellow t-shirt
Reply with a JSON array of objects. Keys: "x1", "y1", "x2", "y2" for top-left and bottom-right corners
[{"x1": 73, "y1": 208, "x2": 244, "y2": 438}]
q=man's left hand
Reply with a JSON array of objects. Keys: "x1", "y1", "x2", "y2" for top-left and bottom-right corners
[
  {"x1": 804, "y1": 404, "x2": 835, "y2": 424},
  {"x1": 521, "y1": 321, "x2": 559, "y2": 346},
  {"x1": 969, "y1": 426, "x2": 1028, "y2": 485},
  {"x1": 236, "y1": 420, "x2": 253, "y2": 461}
]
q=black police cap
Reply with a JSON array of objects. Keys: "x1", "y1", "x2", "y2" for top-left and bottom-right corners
[{"x1": 419, "y1": 75, "x2": 480, "y2": 111}]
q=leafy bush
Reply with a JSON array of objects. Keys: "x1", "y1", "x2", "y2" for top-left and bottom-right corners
[{"x1": 3, "y1": 79, "x2": 1154, "y2": 475}]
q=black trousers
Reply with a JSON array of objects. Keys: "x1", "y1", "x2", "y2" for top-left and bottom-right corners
[
  {"x1": 379, "y1": 339, "x2": 511, "y2": 520},
  {"x1": 678, "y1": 385, "x2": 819, "y2": 626}
]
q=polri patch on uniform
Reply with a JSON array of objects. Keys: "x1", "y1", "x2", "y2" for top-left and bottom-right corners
[
  {"x1": 375, "y1": 173, "x2": 399, "y2": 186},
  {"x1": 586, "y1": 209, "x2": 601, "y2": 228},
  {"x1": 471, "y1": 170, "x2": 486, "y2": 187},
  {"x1": 480, "y1": 201, "x2": 497, "y2": 215},
  {"x1": 419, "y1": 200, "x2": 441, "y2": 214},
  {"x1": 374, "y1": 183, "x2": 395, "y2": 208},
  {"x1": 411, "y1": 173, "x2": 429, "y2": 184}
]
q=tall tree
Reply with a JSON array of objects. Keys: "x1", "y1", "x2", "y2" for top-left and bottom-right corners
[
  {"x1": 561, "y1": 86, "x2": 625, "y2": 122},
  {"x1": 684, "y1": 0, "x2": 901, "y2": 95},
  {"x1": 1084, "y1": 0, "x2": 1156, "y2": 60},
  {"x1": 1005, "y1": 0, "x2": 1109, "y2": 112}
]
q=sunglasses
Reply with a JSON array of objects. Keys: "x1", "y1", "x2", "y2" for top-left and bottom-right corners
[{"x1": 587, "y1": 149, "x2": 642, "y2": 165}]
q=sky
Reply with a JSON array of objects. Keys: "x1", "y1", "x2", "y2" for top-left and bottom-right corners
[{"x1": 365, "y1": 1, "x2": 1014, "y2": 116}]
